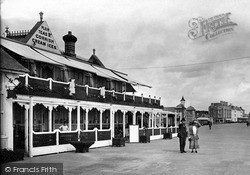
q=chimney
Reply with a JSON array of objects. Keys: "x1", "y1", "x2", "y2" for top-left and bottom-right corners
[{"x1": 63, "y1": 31, "x2": 77, "y2": 57}]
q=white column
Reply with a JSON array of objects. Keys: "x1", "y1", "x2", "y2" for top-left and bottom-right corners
[
  {"x1": 141, "y1": 111, "x2": 144, "y2": 128},
  {"x1": 110, "y1": 107, "x2": 114, "y2": 138},
  {"x1": 133, "y1": 111, "x2": 136, "y2": 125},
  {"x1": 24, "y1": 105, "x2": 29, "y2": 153},
  {"x1": 122, "y1": 110, "x2": 126, "y2": 137},
  {"x1": 48, "y1": 106, "x2": 53, "y2": 132},
  {"x1": 28, "y1": 97, "x2": 34, "y2": 157},
  {"x1": 77, "y1": 103, "x2": 80, "y2": 130},
  {"x1": 85, "y1": 109, "x2": 89, "y2": 130},
  {"x1": 4, "y1": 99, "x2": 14, "y2": 150},
  {"x1": 68, "y1": 107, "x2": 72, "y2": 131},
  {"x1": 100, "y1": 109, "x2": 103, "y2": 130}
]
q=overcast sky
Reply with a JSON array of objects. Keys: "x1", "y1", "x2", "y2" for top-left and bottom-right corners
[{"x1": 1, "y1": 0, "x2": 250, "y2": 113}]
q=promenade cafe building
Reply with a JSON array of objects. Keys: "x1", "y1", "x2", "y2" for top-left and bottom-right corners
[{"x1": 0, "y1": 13, "x2": 178, "y2": 157}]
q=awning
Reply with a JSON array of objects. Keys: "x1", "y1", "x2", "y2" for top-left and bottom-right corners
[
  {"x1": 0, "y1": 37, "x2": 63, "y2": 66},
  {"x1": 33, "y1": 47, "x2": 119, "y2": 79},
  {"x1": 113, "y1": 71, "x2": 152, "y2": 88},
  {"x1": 91, "y1": 65, "x2": 128, "y2": 82}
]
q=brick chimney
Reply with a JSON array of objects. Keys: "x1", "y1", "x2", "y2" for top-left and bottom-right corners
[{"x1": 63, "y1": 31, "x2": 77, "y2": 57}]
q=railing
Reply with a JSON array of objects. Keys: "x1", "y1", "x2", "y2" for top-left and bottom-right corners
[
  {"x1": 15, "y1": 74, "x2": 162, "y2": 108},
  {"x1": 33, "y1": 129, "x2": 111, "y2": 148},
  {"x1": 138, "y1": 127, "x2": 178, "y2": 137}
]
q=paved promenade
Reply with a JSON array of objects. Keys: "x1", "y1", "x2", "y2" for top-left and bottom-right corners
[{"x1": 10, "y1": 123, "x2": 250, "y2": 174}]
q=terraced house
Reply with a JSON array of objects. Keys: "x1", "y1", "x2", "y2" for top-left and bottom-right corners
[{"x1": 0, "y1": 13, "x2": 178, "y2": 157}]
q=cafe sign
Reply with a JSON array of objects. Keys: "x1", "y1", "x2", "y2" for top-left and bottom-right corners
[
  {"x1": 26, "y1": 21, "x2": 60, "y2": 54},
  {"x1": 188, "y1": 12, "x2": 237, "y2": 40}
]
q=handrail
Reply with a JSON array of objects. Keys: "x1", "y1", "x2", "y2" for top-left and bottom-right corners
[{"x1": 17, "y1": 74, "x2": 162, "y2": 107}]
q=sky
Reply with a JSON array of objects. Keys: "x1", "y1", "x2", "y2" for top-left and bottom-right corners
[{"x1": 1, "y1": 0, "x2": 250, "y2": 113}]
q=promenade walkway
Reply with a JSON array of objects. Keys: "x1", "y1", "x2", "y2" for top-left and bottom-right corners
[{"x1": 5, "y1": 123, "x2": 250, "y2": 175}]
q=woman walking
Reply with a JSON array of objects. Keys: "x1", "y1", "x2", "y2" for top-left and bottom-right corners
[{"x1": 188, "y1": 120, "x2": 201, "y2": 153}]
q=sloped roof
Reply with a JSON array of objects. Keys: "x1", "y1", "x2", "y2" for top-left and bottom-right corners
[
  {"x1": 21, "y1": 21, "x2": 43, "y2": 43},
  {"x1": 0, "y1": 48, "x2": 29, "y2": 73},
  {"x1": 88, "y1": 54, "x2": 105, "y2": 68},
  {"x1": 186, "y1": 106, "x2": 196, "y2": 111},
  {"x1": 176, "y1": 103, "x2": 185, "y2": 109}
]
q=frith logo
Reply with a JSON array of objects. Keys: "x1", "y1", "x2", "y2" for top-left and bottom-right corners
[{"x1": 188, "y1": 12, "x2": 237, "y2": 40}]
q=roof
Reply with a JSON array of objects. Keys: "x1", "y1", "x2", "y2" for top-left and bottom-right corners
[
  {"x1": 163, "y1": 107, "x2": 176, "y2": 112},
  {"x1": 0, "y1": 48, "x2": 29, "y2": 73},
  {"x1": 186, "y1": 106, "x2": 196, "y2": 111},
  {"x1": 0, "y1": 36, "x2": 151, "y2": 89},
  {"x1": 176, "y1": 103, "x2": 185, "y2": 109},
  {"x1": 88, "y1": 54, "x2": 105, "y2": 68},
  {"x1": 21, "y1": 21, "x2": 43, "y2": 43}
]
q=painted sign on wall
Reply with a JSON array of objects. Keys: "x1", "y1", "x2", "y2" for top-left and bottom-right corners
[{"x1": 26, "y1": 21, "x2": 60, "y2": 54}]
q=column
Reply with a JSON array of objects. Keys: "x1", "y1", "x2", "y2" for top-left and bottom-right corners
[
  {"x1": 141, "y1": 111, "x2": 144, "y2": 128},
  {"x1": 122, "y1": 110, "x2": 126, "y2": 137},
  {"x1": 48, "y1": 106, "x2": 53, "y2": 132},
  {"x1": 85, "y1": 109, "x2": 89, "y2": 130},
  {"x1": 24, "y1": 105, "x2": 29, "y2": 154},
  {"x1": 77, "y1": 103, "x2": 80, "y2": 130},
  {"x1": 100, "y1": 109, "x2": 103, "y2": 130},
  {"x1": 28, "y1": 97, "x2": 33, "y2": 157},
  {"x1": 110, "y1": 107, "x2": 114, "y2": 138},
  {"x1": 68, "y1": 107, "x2": 72, "y2": 131}
]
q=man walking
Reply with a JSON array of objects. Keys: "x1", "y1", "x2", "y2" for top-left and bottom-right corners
[{"x1": 177, "y1": 118, "x2": 188, "y2": 153}]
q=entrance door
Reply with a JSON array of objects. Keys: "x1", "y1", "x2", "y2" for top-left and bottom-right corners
[{"x1": 13, "y1": 103, "x2": 25, "y2": 150}]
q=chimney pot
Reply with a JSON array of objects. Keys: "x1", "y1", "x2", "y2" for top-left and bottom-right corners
[{"x1": 63, "y1": 31, "x2": 77, "y2": 57}]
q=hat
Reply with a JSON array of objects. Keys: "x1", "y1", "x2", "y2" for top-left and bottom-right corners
[{"x1": 181, "y1": 118, "x2": 186, "y2": 122}]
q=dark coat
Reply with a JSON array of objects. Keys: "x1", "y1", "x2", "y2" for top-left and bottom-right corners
[{"x1": 178, "y1": 123, "x2": 188, "y2": 138}]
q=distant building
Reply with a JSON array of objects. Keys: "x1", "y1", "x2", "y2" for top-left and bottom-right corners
[
  {"x1": 175, "y1": 96, "x2": 186, "y2": 122},
  {"x1": 186, "y1": 106, "x2": 196, "y2": 124},
  {"x1": 209, "y1": 101, "x2": 232, "y2": 123},
  {"x1": 230, "y1": 105, "x2": 244, "y2": 122}
]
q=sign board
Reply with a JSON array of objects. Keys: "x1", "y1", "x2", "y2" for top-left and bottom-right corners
[
  {"x1": 26, "y1": 21, "x2": 60, "y2": 54},
  {"x1": 129, "y1": 125, "x2": 139, "y2": 143}
]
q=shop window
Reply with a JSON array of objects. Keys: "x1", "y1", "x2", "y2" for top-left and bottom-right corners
[
  {"x1": 102, "y1": 110, "x2": 110, "y2": 129},
  {"x1": 33, "y1": 104, "x2": 49, "y2": 132}
]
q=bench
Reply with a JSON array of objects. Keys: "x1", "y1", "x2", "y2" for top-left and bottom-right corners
[{"x1": 70, "y1": 141, "x2": 95, "y2": 153}]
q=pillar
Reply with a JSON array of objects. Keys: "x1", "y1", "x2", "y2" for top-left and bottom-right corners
[
  {"x1": 100, "y1": 109, "x2": 103, "y2": 130},
  {"x1": 110, "y1": 107, "x2": 114, "y2": 138},
  {"x1": 122, "y1": 110, "x2": 126, "y2": 137},
  {"x1": 48, "y1": 106, "x2": 53, "y2": 132},
  {"x1": 77, "y1": 103, "x2": 80, "y2": 130},
  {"x1": 85, "y1": 109, "x2": 89, "y2": 130},
  {"x1": 28, "y1": 97, "x2": 33, "y2": 157},
  {"x1": 24, "y1": 105, "x2": 29, "y2": 153},
  {"x1": 68, "y1": 107, "x2": 72, "y2": 131}
]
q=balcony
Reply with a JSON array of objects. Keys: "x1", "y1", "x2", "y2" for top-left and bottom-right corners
[{"x1": 13, "y1": 74, "x2": 163, "y2": 109}]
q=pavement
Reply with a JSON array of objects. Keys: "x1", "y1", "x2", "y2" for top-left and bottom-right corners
[{"x1": 3, "y1": 123, "x2": 250, "y2": 175}]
